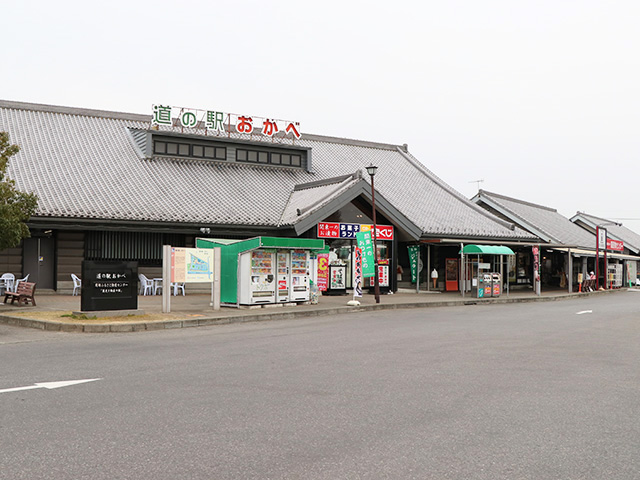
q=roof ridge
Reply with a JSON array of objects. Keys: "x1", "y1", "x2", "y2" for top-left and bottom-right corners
[
  {"x1": 0, "y1": 99, "x2": 150, "y2": 122},
  {"x1": 573, "y1": 211, "x2": 613, "y2": 223},
  {"x1": 293, "y1": 172, "x2": 359, "y2": 191},
  {"x1": 301, "y1": 133, "x2": 405, "y2": 151},
  {"x1": 479, "y1": 189, "x2": 557, "y2": 212},
  {"x1": 395, "y1": 149, "x2": 518, "y2": 232},
  {"x1": 278, "y1": 175, "x2": 360, "y2": 226},
  {"x1": 475, "y1": 191, "x2": 558, "y2": 242}
]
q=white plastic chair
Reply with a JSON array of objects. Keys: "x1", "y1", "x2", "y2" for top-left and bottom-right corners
[
  {"x1": 139, "y1": 274, "x2": 153, "y2": 296},
  {"x1": 172, "y1": 282, "x2": 185, "y2": 296},
  {"x1": 1, "y1": 273, "x2": 15, "y2": 294},
  {"x1": 71, "y1": 274, "x2": 81, "y2": 296},
  {"x1": 14, "y1": 274, "x2": 30, "y2": 292}
]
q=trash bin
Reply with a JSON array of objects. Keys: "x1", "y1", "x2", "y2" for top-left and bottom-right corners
[{"x1": 310, "y1": 281, "x2": 320, "y2": 305}]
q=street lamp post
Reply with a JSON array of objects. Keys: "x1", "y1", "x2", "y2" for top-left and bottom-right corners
[{"x1": 366, "y1": 163, "x2": 380, "y2": 304}]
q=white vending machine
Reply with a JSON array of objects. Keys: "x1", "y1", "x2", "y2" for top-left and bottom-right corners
[
  {"x1": 290, "y1": 250, "x2": 310, "y2": 301},
  {"x1": 276, "y1": 251, "x2": 290, "y2": 303},
  {"x1": 239, "y1": 249, "x2": 276, "y2": 305}
]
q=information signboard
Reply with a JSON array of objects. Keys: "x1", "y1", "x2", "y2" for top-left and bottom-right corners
[
  {"x1": 81, "y1": 261, "x2": 138, "y2": 311},
  {"x1": 171, "y1": 248, "x2": 214, "y2": 283}
]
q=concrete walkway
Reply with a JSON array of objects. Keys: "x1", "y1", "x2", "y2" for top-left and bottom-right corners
[{"x1": 0, "y1": 287, "x2": 628, "y2": 333}]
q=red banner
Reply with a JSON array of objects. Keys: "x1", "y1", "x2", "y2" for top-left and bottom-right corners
[
  {"x1": 316, "y1": 253, "x2": 329, "y2": 291},
  {"x1": 606, "y1": 239, "x2": 624, "y2": 252}
]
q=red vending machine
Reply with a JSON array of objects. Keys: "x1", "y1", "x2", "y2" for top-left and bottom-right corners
[{"x1": 445, "y1": 258, "x2": 458, "y2": 291}]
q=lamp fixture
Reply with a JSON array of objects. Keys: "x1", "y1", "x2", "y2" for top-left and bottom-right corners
[{"x1": 365, "y1": 164, "x2": 378, "y2": 177}]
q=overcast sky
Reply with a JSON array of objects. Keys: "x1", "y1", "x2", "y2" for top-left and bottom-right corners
[{"x1": 4, "y1": 1, "x2": 640, "y2": 235}]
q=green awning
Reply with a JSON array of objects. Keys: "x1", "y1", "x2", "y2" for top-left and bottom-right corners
[
  {"x1": 196, "y1": 236, "x2": 325, "y2": 252},
  {"x1": 460, "y1": 245, "x2": 515, "y2": 255}
]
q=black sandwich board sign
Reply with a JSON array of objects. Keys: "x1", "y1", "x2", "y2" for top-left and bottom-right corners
[{"x1": 81, "y1": 261, "x2": 138, "y2": 311}]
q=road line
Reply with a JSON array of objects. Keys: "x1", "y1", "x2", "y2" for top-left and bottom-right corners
[{"x1": 0, "y1": 378, "x2": 102, "y2": 394}]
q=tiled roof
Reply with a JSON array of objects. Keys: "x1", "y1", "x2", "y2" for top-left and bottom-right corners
[
  {"x1": 473, "y1": 190, "x2": 596, "y2": 248},
  {"x1": 570, "y1": 212, "x2": 640, "y2": 254},
  {"x1": 279, "y1": 174, "x2": 360, "y2": 227},
  {"x1": 1, "y1": 100, "x2": 535, "y2": 240}
]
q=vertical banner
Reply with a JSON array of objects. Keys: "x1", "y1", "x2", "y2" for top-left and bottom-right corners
[
  {"x1": 408, "y1": 245, "x2": 420, "y2": 283},
  {"x1": 354, "y1": 247, "x2": 363, "y2": 297},
  {"x1": 316, "y1": 253, "x2": 329, "y2": 292},
  {"x1": 355, "y1": 231, "x2": 375, "y2": 278},
  {"x1": 532, "y1": 246, "x2": 540, "y2": 295}
]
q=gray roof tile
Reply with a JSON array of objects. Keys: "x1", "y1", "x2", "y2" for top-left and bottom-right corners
[
  {"x1": 1, "y1": 100, "x2": 534, "y2": 240},
  {"x1": 571, "y1": 212, "x2": 640, "y2": 254},
  {"x1": 474, "y1": 191, "x2": 596, "y2": 248}
]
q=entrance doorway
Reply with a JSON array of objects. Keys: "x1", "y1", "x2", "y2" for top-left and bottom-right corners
[{"x1": 23, "y1": 237, "x2": 55, "y2": 289}]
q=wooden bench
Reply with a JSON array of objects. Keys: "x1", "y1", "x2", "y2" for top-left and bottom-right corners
[{"x1": 3, "y1": 281, "x2": 37, "y2": 306}]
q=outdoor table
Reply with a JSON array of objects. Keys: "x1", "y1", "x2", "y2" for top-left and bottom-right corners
[{"x1": 153, "y1": 278, "x2": 163, "y2": 295}]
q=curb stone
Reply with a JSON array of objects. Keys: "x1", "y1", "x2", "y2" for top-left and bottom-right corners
[{"x1": 0, "y1": 289, "x2": 626, "y2": 333}]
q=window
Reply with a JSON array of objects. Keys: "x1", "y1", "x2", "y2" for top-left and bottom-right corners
[
  {"x1": 154, "y1": 141, "x2": 167, "y2": 154},
  {"x1": 236, "y1": 149, "x2": 304, "y2": 167},
  {"x1": 153, "y1": 137, "x2": 304, "y2": 168},
  {"x1": 86, "y1": 231, "x2": 187, "y2": 267},
  {"x1": 154, "y1": 139, "x2": 226, "y2": 160}
]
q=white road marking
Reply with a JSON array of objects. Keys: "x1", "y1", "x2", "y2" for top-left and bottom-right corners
[
  {"x1": 576, "y1": 310, "x2": 593, "y2": 315},
  {"x1": 0, "y1": 378, "x2": 102, "y2": 394}
]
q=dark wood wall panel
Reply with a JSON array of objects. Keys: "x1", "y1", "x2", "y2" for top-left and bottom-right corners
[
  {"x1": 57, "y1": 231, "x2": 85, "y2": 282},
  {"x1": 0, "y1": 246, "x2": 23, "y2": 277}
]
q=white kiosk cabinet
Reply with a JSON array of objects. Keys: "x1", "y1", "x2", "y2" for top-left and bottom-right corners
[
  {"x1": 290, "y1": 250, "x2": 310, "y2": 301},
  {"x1": 276, "y1": 251, "x2": 290, "y2": 303},
  {"x1": 239, "y1": 249, "x2": 276, "y2": 305}
]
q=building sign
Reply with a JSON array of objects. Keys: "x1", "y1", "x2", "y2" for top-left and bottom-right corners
[
  {"x1": 81, "y1": 261, "x2": 138, "y2": 312},
  {"x1": 606, "y1": 238, "x2": 624, "y2": 252},
  {"x1": 355, "y1": 231, "x2": 376, "y2": 278},
  {"x1": 318, "y1": 222, "x2": 340, "y2": 238},
  {"x1": 408, "y1": 245, "x2": 420, "y2": 283},
  {"x1": 598, "y1": 228, "x2": 607, "y2": 249},
  {"x1": 171, "y1": 248, "x2": 214, "y2": 283},
  {"x1": 151, "y1": 104, "x2": 301, "y2": 140},
  {"x1": 318, "y1": 222, "x2": 394, "y2": 240},
  {"x1": 316, "y1": 253, "x2": 329, "y2": 292}
]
